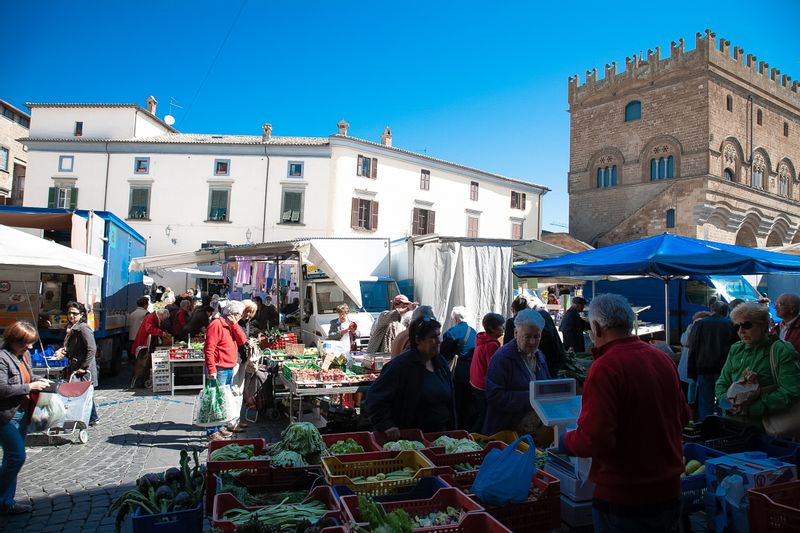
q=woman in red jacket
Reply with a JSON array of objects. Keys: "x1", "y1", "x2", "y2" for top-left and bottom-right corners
[
  {"x1": 204, "y1": 300, "x2": 246, "y2": 442},
  {"x1": 132, "y1": 309, "x2": 170, "y2": 354},
  {"x1": 469, "y1": 313, "x2": 505, "y2": 432}
]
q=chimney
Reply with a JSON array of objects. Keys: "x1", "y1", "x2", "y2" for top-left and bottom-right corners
[
  {"x1": 381, "y1": 126, "x2": 392, "y2": 147},
  {"x1": 145, "y1": 95, "x2": 158, "y2": 115},
  {"x1": 262, "y1": 123, "x2": 272, "y2": 142},
  {"x1": 337, "y1": 119, "x2": 349, "y2": 136}
]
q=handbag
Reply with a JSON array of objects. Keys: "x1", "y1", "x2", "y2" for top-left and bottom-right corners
[
  {"x1": 449, "y1": 325, "x2": 473, "y2": 373},
  {"x1": 762, "y1": 340, "x2": 800, "y2": 438}
]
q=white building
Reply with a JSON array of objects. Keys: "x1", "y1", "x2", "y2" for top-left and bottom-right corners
[{"x1": 21, "y1": 98, "x2": 548, "y2": 284}]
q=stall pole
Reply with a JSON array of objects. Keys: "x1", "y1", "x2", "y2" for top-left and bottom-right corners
[{"x1": 664, "y1": 280, "x2": 670, "y2": 345}]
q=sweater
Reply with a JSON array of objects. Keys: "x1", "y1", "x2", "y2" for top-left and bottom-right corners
[
  {"x1": 560, "y1": 307, "x2": 591, "y2": 352},
  {"x1": 483, "y1": 339, "x2": 551, "y2": 435},
  {"x1": 64, "y1": 321, "x2": 99, "y2": 386},
  {"x1": 563, "y1": 336, "x2": 690, "y2": 505},
  {"x1": 204, "y1": 317, "x2": 247, "y2": 375},
  {"x1": 687, "y1": 314, "x2": 738, "y2": 377},
  {"x1": 504, "y1": 311, "x2": 566, "y2": 375},
  {"x1": 715, "y1": 337, "x2": 800, "y2": 421},
  {"x1": 469, "y1": 332, "x2": 501, "y2": 390},
  {"x1": 367, "y1": 349, "x2": 456, "y2": 432}
]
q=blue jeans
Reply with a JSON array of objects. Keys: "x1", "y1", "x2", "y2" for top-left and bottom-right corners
[
  {"x1": 206, "y1": 367, "x2": 234, "y2": 437},
  {"x1": 592, "y1": 499, "x2": 681, "y2": 533},
  {"x1": 0, "y1": 410, "x2": 29, "y2": 509},
  {"x1": 696, "y1": 373, "x2": 720, "y2": 422}
]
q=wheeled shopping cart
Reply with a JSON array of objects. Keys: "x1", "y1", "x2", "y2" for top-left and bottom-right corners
[{"x1": 43, "y1": 372, "x2": 95, "y2": 444}]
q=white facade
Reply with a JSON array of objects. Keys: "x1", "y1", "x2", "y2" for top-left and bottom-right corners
[{"x1": 21, "y1": 103, "x2": 548, "y2": 280}]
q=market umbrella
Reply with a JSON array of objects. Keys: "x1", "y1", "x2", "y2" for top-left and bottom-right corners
[{"x1": 512, "y1": 233, "x2": 800, "y2": 344}]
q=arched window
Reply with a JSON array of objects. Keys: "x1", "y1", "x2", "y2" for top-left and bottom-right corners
[
  {"x1": 650, "y1": 159, "x2": 657, "y2": 181},
  {"x1": 779, "y1": 176, "x2": 789, "y2": 197},
  {"x1": 726, "y1": 95, "x2": 733, "y2": 112},
  {"x1": 757, "y1": 109, "x2": 763, "y2": 125},
  {"x1": 611, "y1": 165, "x2": 618, "y2": 187},
  {"x1": 596, "y1": 168, "x2": 602, "y2": 189},
  {"x1": 666, "y1": 209, "x2": 675, "y2": 229},
  {"x1": 752, "y1": 169, "x2": 763, "y2": 189},
  {"x1": 667, "y1": 156, "x2": 674, "y2": 178},
  {"x1": 658, "y1": 157, "x2": 666, "y2": 179},
  {"x1": 752, "y1": 153, "x2": 766, "y2": 189},
  {"x1": 724, "y1": 168, "x2": 734, "y2": 181},
  {"x1": 597, "y1": 165, "x2": 618, "y2": 189},
  {"x1": 625, "y1": 101, "x2": 641, "y2": 122},
  {"x1": 648, "y1": 143, "x2": 677, "y2": 181}
]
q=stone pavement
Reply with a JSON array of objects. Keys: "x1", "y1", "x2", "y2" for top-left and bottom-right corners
[{"x1": 0, "y1": 359, "x2": 286, "y2": 533}]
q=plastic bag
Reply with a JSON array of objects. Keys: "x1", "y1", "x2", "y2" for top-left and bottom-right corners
[
  {"x1": 193, "y1": 381, "x2": 229, "y2": 427},
  {"x1": 29, "y1": 392, "x2": 67, "y2": 432},
  {"x1": 726, "y1": 368, "x2": 760, "y2": 407},
  {"x1": 471, "y1": 434, "x2": 538, "y2": 505}
]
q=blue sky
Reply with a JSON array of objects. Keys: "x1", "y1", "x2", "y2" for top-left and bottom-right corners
[{"x1": 4, "y1": 0, "x2": 799, "y2": 232}]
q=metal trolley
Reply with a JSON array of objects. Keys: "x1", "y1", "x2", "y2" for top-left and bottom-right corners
[{"x1": 37, "y1": 372, "x2": 95, "y2": 444}]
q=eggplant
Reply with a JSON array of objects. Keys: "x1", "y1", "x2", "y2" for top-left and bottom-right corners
[
  {"x1": 164, "y1": 467, "x2": 181, "y2": 484},
  {"x1": 173, "y1": 491, "x2": 193, "y2": 509},
  {"x1": 155, "y1": 484, "x2": 174, "y2": 501}
]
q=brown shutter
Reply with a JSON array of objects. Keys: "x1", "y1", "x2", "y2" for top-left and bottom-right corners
[
  {"x1": 522, "y1": 193, "x2": 527, "y2": 210},
  {"x1": 412, "y1": 208, "x2": 420, "y2": 235},
  {"x1": 47, "y1": 187, "x2": 57, "y2": 208},
  {"x1": 356, "y1": 156, "x2": 362, "y2": 176},
  {"x1": 370, "y1": 200, "x2": 379, "y2": 231},
  {"x1": 351, "y1": 197, "x2": 360, "y2": 228},
  {"x1": 371, "y1": 158, "x2": 378, "y2": 179},
  {"x1": 428, "y1": 210, "x2": 435, "y2": 234},
  {"x1": 510, "y1": 192, "x2": 516, "y2": 209}
]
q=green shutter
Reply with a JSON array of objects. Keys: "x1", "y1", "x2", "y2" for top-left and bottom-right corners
[
  {"x1": 68, "y1": 188, "x2": 78, "y2": 210},
  {"x1": 47, "y1": 187, "x2": 57, "y2": 208}
]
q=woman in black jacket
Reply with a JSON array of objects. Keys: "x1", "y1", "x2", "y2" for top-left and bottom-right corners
[
  {"x1": 0, "y1": 321, "x2": 49, "y2": 515},
  {"x1": 367, "y1": 317, "x2": 455, "y2": 438},
  {"x1": 55, "y1": 302, "x2": 98, "y2": 425}
]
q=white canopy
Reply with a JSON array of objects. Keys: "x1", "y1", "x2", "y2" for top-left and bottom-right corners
[
  {"x1": 171, "y1": 267, "x2": 224, "y2": 279},
  {"x1": 129, "y1": 248, "x2": 226, "y2": 272},
  {"x1": 0, "y1": 224, "x2": 105, "y2": 276}
]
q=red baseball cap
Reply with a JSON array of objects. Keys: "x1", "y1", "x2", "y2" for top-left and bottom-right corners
[{"x1": 393, "y1": 294, "x2": 411, "y2": 305}]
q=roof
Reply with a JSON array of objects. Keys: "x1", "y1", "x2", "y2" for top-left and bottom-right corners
[
  {"x1": 0, "y1": 99, "x2": 31, "y2": 120},
  {"x1": 124, "y1": 133, "x2": 328, "y2": 146},
  {"x1": 25, "y1": 102, "x2": 177, "y2": 133},
  {"x1": 540, "y1": 232, "x2": 594, "y2": 253}
]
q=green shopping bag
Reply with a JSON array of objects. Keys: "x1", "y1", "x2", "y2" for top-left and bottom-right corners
[{"x1": 193, "y1": 380, "x2": 230, "y2": 427}]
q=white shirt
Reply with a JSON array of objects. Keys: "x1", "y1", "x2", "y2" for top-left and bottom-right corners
[
  {"x1": 780, "y1": 315, "x2": 798, "y2": 340},
  {"x1": 127, "y1": 307, "x2": 148, "y2": 341}
]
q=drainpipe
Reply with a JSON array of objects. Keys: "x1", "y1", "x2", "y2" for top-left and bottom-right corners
[
  {"x1": 261, "y1": 146, "x2": 270, "y2": 242},
  {"x1": 748, "y1": 95, "x2": 754, "y2": 163},
  {"x1": 102, "y1": 142, "x2": 111, "y2": 210}
]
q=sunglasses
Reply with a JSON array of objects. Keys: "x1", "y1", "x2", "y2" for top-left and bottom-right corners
[
  {"x1": 67, "y1": 312, "x2": 81, "y2": 316},
  {"x1": 734, "y1": 321, "x2": 754, "y2": 331}
]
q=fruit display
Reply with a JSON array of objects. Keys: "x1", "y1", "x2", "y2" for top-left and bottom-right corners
[{"x1": 682, "y1": 458, "x2": 706, "y2": 477}]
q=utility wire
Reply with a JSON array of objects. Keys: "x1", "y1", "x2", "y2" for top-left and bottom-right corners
[{"x1": 182, "y1": 0, "x2": 248, "y2": 125}]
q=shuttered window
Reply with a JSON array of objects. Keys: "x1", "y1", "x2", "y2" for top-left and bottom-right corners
[
  {"x1": 128, "y1": 187, "x2": 150, "y2": 219},
  {"x1": 208, "y1": 189, "x2": 230, "y2": 221},
  {"x1": 281, "y1": 190, "x2": 304, "y2": 224},
  {"x1": 510, "y1": 191, "x2": 527, "y2": 209},
  {"x1": 356, "y1": 155, "x2": 378, "y2": 179},
  {"x1": 411, "y1": 207, "x2": 435, "y2": 235},
  {"x1": 0, "y1": 146, "x2": 7, "y2": 171},
  {"x1": 470, "y1": 181, "x2": 479, "y2": 201},
  {"x1": 511, "y1": 222, "x2": 522, "y2": 240},
  {"x1": 350, "y1": 198, "x2": 379, "y2": 231},
  {"x1": 420, "y1": 169, "x2": 430, "y2": 190},
  {"x1": 466, "y1": 215, "x2": 479, "y2": 238},
  {"x1": 48, "y1": 186, "x2": 78, "y2": 209}
]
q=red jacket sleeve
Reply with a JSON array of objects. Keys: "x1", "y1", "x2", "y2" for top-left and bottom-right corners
[
  {"x1": 143, "y1": 314, "x2": 165, "y2": 337},
  {"x1": 204, "y1": 319, "x2": 221, "y2": 375},
  {"x1": 563, "y1": 357, "x2": 621, "y2": 458}
]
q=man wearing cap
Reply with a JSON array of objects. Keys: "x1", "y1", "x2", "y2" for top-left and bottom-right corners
[
  {"x1": 560, "y1": 297, "x2": 591, "y2": 352},
  {"x1": 367, "y1": 295, "x2": 416, "y2": 353}
]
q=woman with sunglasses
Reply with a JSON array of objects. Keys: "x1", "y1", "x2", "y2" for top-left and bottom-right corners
[
  {"x1": 715, "y1": 302, "x2": 800, "y2": 427},
  {"x1": 367, "y1": 316, "x2": 456, "y2": 440},
  {"x1": 55, "y1": 302, "x2": 99, "y2": 425}
]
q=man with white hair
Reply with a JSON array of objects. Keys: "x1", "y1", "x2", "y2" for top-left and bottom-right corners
[
  {"x1": 204, "y1": 300, "x2": 247, "y2": 441},
  {"x1": 560, "y1": 293, "x2": 689, "y2": 532},
  {"x1": 773, "y1": 293, "x2": 800, "y2": 354},
  {"x1": 441, "y1": 306, "x2": 477, "y2": 429}
]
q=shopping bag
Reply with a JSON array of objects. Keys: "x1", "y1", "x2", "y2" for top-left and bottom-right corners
[
  {"x1": 29, "y1": 392, "x2": 67, "y2": 432},
  {"x1": 471, "y1": 434, "x2": 537, "y2": 506},
  {"x1": 193, "y1": 381, "x2": 229, "y2": 427}
]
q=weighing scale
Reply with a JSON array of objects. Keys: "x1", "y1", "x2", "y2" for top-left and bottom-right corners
[{"x1": 530, "y1": 378, "x2": 594, "y2": 527}]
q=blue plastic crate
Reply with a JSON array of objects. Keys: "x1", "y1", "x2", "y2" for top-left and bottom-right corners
[
  {"x1": 704, "y1": 432, "x2": 800, "y2": 467},
  {"x1": 132, "y1": 503, "x2": 203, "y2": 533},
  {"x1": 333, "y1": 475, "x2": 448, "y2": 502},
  {"x1": 681, "y1": 443, "x2": 726, "y2": 513},
  {"x1": 45, "y1": 357, "x2": 68, "y2": 368}
]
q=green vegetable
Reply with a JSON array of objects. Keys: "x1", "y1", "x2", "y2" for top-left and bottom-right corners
[
  {"x1": 382, "y1": 440, "x2": 424, "y2": 451},
  {"x1": 218, "y1": 474, "x2": 309, "y2": 506},
  {"x1": 328, "y1": 438, "x2": 365, "y2": 455},
  {"x1": 350, "y1": 467, "x2": 416, "y2": 484},
  {"x1": 223, "y1": 497, "x2": 328, "y2": 528},
  {"x1": 210, "y1": 443, "x2": 255, "y2": 461},
  {"x1": 432, "y1": 436, "x2": 482, "y2": 454},
  {"x1": 412, "y1": 506, "x2": 464, "y2": 528},
  {"x1": 268, "y1": 422, "x2": 328, "y2": 464},
  {"x1": 270, "y1": 450, "x2": 307, "y2": 467},
  {"x1": 453, "y1": 462, "x2": 477, "y2": 472},
  {"x1": 354, "y1": 495, "x2": 413, "y2": 533}
]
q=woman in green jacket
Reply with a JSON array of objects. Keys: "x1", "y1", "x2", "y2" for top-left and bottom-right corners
[{"x1": 715, "y1": 302, "x2": 800, "y2": 427}]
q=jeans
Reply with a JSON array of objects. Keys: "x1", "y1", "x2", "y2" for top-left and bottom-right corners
[
  {"x1": 696, "y1": 373, "x2": 720, "y2": 422},
  {"x1": 592, "y1": 499, "x2": 681, "y2": 533},
  {"x1": 207, "y1": 367, "x2": 234, "y2": 437},
  {"x1": 0, "y1": 410, "x2": 29, "y2": 509},
  {"x1": 90, "y1": 401, "x2": 98, "y2": 424}
]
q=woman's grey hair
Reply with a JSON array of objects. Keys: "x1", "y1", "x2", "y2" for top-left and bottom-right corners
[
  {"x1": 588, "y1": 293, "x2": 635, "y2": 331},
  {"x1": 241, "y1": 299, "x2": 257, "y2": 313},
  {"x1": 156, "y1": 308, "x2": 171, "y2": 319},
  {"x1": 223, "y1": 300, "x2": 245, "y2": 316},
  {"x1": 514, "y1": 308, "x2": 544, "y2": 330},
  {"x1": 450, "y1": 306, "x2": 468, "y2": 325},
  {"x1": 404, "y1": 305, "x2": 435, "y2": 327},
  {"x1": 730, "y1": 301, "x2": 770, "y2": 328}
]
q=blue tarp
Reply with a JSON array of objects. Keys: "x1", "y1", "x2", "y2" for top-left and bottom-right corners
[{"x1": 513, "y1": 234, "x2": 800, "y2": 279}]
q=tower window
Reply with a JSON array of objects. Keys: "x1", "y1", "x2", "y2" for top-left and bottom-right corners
[
  {"x1": 596, "y1": 165, "x2": 617, "y2": 189},
  {"x1": 624, "y1": 101, "x2": 641, "y2": 122},
  {"x1": 666, "y1": 209, "x2": 675, "y2": 229},
  {"x1": 785, "y1": 122, "x2": 790, "y2": 137},
  {"x1": 726, "y1": 95, "x2": 733, "y2": 112},
  {"x1": 723, "y1": 168, "x2": 734, "y2": 181},
  {"x1": 650, "y1": 156, "x2": 674, "y2": 180},
  {"x1": 757, "y1": 109, "x2": 763, "y2": 125}
]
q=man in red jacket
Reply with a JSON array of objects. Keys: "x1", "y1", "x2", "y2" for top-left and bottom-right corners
[
  {"x1": 204, "y1": 300, "x2": 246, "y2": 441},
  {"x1": 774, "y1": 293, "x2": 800, "y2": 354},
  {"x1": 561, "y1": 293, "x2": 690, "y2": 532}
]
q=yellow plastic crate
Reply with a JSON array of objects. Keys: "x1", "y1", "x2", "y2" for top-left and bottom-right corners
[
  {"x1": 321, "y1": 450, "x2": 435, "y2": 496},
  {"x1": 470, "y1": 431, "x2": 530, "y2": 452}
]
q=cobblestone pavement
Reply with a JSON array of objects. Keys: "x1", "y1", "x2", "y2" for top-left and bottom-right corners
[{"x1": 0, "y1": 360, "x2": 285, "y2": 533}]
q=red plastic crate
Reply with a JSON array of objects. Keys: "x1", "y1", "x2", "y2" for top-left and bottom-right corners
[
  {"x1": 213, "y1": 485, "x2": 341, "y2": 533},
  {"x1": 342, "y1": 488, "x2": 484, "y2": 530},
  {"x1": 206, "y1": 439, "x2": 271, "y2": 511},
  {"x1": 322, "y1": 431, "x2": 382, "y2": 454},
  {"x1": 371, "y1": 429, "x2": 434, "y2": 449},
  {"x1": 749, "y1": 480, "x2": 800, "y2": 533},
  {"x1": 422, "y1": 442, "x2": 507, "y2": 491},
  {"x1": 424, "y1": 430, "x2": 474, "y2": 443}
]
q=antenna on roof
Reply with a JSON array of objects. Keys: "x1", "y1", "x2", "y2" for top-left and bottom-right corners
[{"x1": 165, "y1": 97, "x2": 183, "y2": 126}]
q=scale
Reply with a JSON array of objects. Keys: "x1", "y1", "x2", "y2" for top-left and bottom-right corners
[{"x1": 530, "y1": 378, "x2": 594, "y2": 526}]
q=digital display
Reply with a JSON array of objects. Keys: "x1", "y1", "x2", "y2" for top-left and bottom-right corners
[{"x1": 538, "y1": 382, "x2": 572, "y2": 395}]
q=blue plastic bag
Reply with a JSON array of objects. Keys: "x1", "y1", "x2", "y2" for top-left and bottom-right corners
[{"x1": 471, "y1": 435, "x2": 537, "y2": 505}]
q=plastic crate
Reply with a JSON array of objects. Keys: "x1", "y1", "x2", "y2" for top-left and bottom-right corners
[
  {"x1": 342, "y1": 487, "x2": 484, "y2": 529},
  {"x1": 470, "y1": 431, "x2": 530, "y2": 452},
  {"x1": 132, "y1": 503, "x2": 203, "y2": 533},
  {"x1": 683, "y1": 416, "x2": 757, "y2": 449},
  {"x1": 371, "y1": 429, "x2": 433, "y2": 450},
  {"x1": 749, "y1": 480, "x2": 800, "y2": 533},
  {"x1": 322, "y1": 431, "x2": 382, "y2": 454},
  {"x1": 333, "y1": 475, "x2": 450, "y2": 501},
  {"x1": 213, "y1": 465, "x2": 326, "y2": 508},
  {"x1": 422, "y1": 442, "x2": 507, "y2": 491},
  {"x1": 322, "y1": 450, "x2": 436, "y2": 496},
  {"x1": 681, "y1": 443, "x2": 727, "y2": 513},
  {"x1": 212, "y1": 486, "x2": 341, "y2": 533},
  {"x1": 424, "y1": 430, "x2": 474, "y2": 444}
]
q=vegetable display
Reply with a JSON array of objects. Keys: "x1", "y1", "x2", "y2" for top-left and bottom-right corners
[
  {"x1": 535, "y1": 448, "x2": 548, "y2": 469},
  {"x1": 210, "y1": 443, "x2": 256, "y2": 461},
  {"x1": 270, "y1": 450, "x2": 307, "y2": 467},
  {"x1": 411, "y1": 506, "x2": 464, "y2": 528},
  {"x1": 268, "y1": 422, "x2": 329, "y2": 464},
  {"x1": 109, "y1": 449, "x2": 204, "y2": 532},
  {"x1": 222, "y1": 497, "x2": 329, "y2": 529},
  {"x1": 382, "y1": 440, "x2": 424, "y2": 451},
  {"x1": 557, "y1": 351, "x2": 590, "y2": 385},
  {"x1": 432, "y1": 436, "x2": 482, "y2": 454},
  {"x1": 353, "y1": 495, "x2": 413, "y2": 533},
  {"x1": 327, "y1": 438, "x2": 365, "y2": 455},
  {"x1": 452, "y1": 462, "x2": 477, "y2": 472},
  {"x1": 217, "y1": 473, "x2": 308, "y2": 507},
  {"x1": 682, "y1": 458, "x2": 706, "y2": 477},
  {"x1": 350, "y1": 467, "x2": 416, "y2": 484}
]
